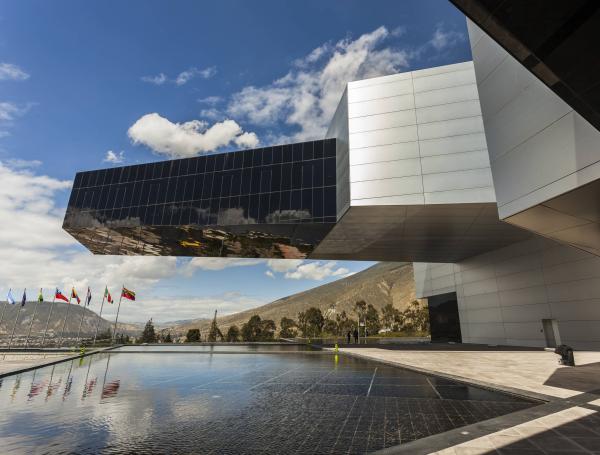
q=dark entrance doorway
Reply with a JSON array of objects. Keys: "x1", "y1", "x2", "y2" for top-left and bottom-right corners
[{"x1": 427, "y1": 292, "x2": 462, "y2": 343}]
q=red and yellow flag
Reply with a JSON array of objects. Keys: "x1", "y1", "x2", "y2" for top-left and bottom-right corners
[{"x1": 121, "y1": 287, "x2": 135, "y2": 301}]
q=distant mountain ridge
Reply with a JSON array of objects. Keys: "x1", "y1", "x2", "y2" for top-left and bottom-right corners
[{"x1": 171, "y1": 262, "x2": 420, "y2": 335}]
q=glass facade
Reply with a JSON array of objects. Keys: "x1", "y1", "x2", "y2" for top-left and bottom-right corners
[{"x1": 63, "y1": 139, "x2": 338, "y2": 258}]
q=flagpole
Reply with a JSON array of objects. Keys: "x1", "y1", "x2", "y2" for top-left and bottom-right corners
[
  {"x1": 41, "y1": 295, "x2": 57, "y2": 347},
  {"x1": 7, "y1": 288, "x2": 26, "y2": 350},
  {"x1": 24, "y1": 289, "x2": 43, "y2": 349},
  {"x1": 0, "y1": 300, "x2": 7, "y2": 343},
  {"x1": 92, "y1": 288, "x2": 107, "y2": 346},
  {"x1": 112, "y1": 285, "x2": 124, "y2": 345},
  {"x1": 75, "y1": 288, "x2": 89, "y2": 346},
  {"x1": 58, "y1": 293, "x2": 73, "y2": 348}
]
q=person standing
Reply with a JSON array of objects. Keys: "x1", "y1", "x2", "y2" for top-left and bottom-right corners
[
  {"x1": 353, "y1": 328, "x2": 359, "y2": 344},
  {"x1": 346, "y1": 330, "x2": 351, "y2": 344}
]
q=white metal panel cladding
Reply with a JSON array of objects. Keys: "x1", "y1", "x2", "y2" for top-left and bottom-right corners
[{"x1": 345, "y1": 61, "x2": 494, "y2": 207}]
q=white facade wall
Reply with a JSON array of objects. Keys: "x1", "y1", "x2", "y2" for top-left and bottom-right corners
[
  {"x1": 468, "y1": 19, "x2": 600, "y2": 219},
  {"x1": 346, "y1": 62, "x2": 496, "y2": 207},
  {"x1": 415, "y1": 238, "x2": 600, "y2": 350}
]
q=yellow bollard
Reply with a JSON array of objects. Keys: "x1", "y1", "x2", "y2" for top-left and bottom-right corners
[{"x1": 334, "y1": 343, "x2": 339, "y2": 353}]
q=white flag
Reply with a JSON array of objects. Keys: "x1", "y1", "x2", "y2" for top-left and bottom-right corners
[{"x1": 7, "y1": 288, "x2": 15, "y2": 305}]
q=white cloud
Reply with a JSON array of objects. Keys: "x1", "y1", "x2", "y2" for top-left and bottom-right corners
[
  {"x1": 199, "y1": 108, "x2": 224, "y2": 120},
  {"x1": 266, "y1": 259, "x2": 303, "y2": 273},
  {"x1": 0, "y1": 101, "x2": 31, "y2": 121},
  {"x1": 197, "y1": 96, "x2": 222, "y2": 105},
  {"x1": 265, "y1": 270, "x2": 275, "y2": 279},
  {"x1": 4, "y1": 158, "x2": 41, "y2": 168},
  {"x1": 141, "y1": 73, "x2": 167, "y2": 85},
  {"x1": 284, "y1": 261, "x2": 349, "y2": 281},
  {"x1": 0, "y1": 63, "x2": 30, "y2": 81},
  {"x1": 429, "y1": 24, "x2": 465, "y2": 51},
  {"x1": 233, "y1": 131, "x2": 259, "y2": 148},
  {"x1": 184, "y1": 257, "x2": 263, "y2": 273},
  {"x1": 227, "y1": 26, "x2": 411, "y2": 142},
  {"x1": 0, "y1": 131, "x2": 9, "y2": 138},
  {"x1": 175, "y1": 66, "x2": 217, "y2": 85},
  {"x1": 127, "y1": 113, "x2": 259, "y2": 158},
  {"x1": 103, "y1": 150, "x2": 125, "y2": 164}
]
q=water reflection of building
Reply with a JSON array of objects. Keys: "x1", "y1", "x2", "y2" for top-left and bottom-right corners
[{"x1": 64, "y1": 10, "x2": 600, "y2": 350}]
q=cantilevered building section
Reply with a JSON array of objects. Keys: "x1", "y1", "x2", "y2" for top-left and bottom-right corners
[{"x1": 64, "y1": 139, "x2": 338, "y2": 258}]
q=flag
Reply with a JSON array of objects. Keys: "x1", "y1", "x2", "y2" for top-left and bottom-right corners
[
  {"x1": 21, "y1": 289, "x2": 26, "y2": 307},
  {"x1": 104, "y1": 286, "x2": 113, "y2": 304},
  {"x1": 55, "y1": 288, "x2": 69, "y2": 303},
  {"x1": 71, "y1": 287, "x2": 81, "y2": 304},
  {"x1": 85, "y1": 287, "x2": 92, "y2": 306},
  {"x1": 121, "y1": 287, "x2": 135, "y2": 301},
  {"x1": 38, "y1": 288, "x2": 43, "y2": 302},
  {"x1": 7, "y1": 288, "x2": 15, "y2": 305}
]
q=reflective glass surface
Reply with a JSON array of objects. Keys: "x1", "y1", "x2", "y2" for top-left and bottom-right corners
[{"x1": 64, "y1": 140, "x2": 337, "y2": 258}]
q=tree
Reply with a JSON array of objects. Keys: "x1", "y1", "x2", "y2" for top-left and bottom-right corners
[
  {"x1": 185, "y1": 328, "x2": 201, "y2": 342},
  {"x1": 279, "y1": 317, "x2": 297, "y2": 338},
  {"x1": 336, "y1": 311, "x2": 355, "y2": 336},
  {"x1": 97, "y1": 328, "x2": 112, "y2": 341},
  {"x1": 241, "y1": 315, "x2": 276, "y2": 341},
  {"x1": 225, "y1": 325, "x2": 241, "y2": 342},
  {"x1": 297, "y1": 307, "x2": 324, "y2": 337},
  {"x1": 207, "y1": 310, "x2": 224, "y2": 342},
  {"x1": 140, "y1": 319, "x2": 157, "y2": 343},
  {"x1": 381, "y1": 304, "x2": 401, "y2": 331},
  {"x1": 164, "y1": 332, "x2": 172, "y2": 343},
  {"x1": 354, "y1": 300, "x2": 367, "y2": 324},
  {"x1": 323, "y1": 318, "x2": 338, "y2": 335},
  {"x1": 365, "y1": 304, "x2": 381, "y2": 335}
]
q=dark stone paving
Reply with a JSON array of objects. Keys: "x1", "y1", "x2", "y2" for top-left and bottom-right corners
[{"x1": 0, "y1": 350, "x2": 537, "y2": 454}]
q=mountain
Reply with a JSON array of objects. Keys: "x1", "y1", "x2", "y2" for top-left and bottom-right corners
[
  {"x1": 172, "y1": 262, "x2": 420, "y2": 335},
  {"x1": 0, "y1": 301, "x2": 141, "y2": 341}
]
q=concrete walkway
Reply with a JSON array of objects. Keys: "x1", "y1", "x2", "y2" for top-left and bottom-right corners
[{"x1": 339, "y1": 347, "x2": 600, "y2": 455}]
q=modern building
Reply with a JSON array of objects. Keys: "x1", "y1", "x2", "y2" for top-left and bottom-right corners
[{"x1": 64, "y1": 8, "x2": 600, "y2": 350}]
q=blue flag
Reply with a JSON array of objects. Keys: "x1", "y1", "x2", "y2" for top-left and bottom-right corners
[
  {"x1": 7, "y1": 289, "x2": 15, "y2": 305},
  {"x1": 21, "y1": 289, "x2": 27, "y2": 307}
]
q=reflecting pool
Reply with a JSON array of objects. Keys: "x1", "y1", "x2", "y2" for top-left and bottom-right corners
[{"x1": 0, "y1": 351, "x2": 537, "y2": 454}]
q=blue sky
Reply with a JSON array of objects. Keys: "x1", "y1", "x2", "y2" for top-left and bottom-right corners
[{"x1": 0, "y1": 0, "x2": 471, "y2": 323}]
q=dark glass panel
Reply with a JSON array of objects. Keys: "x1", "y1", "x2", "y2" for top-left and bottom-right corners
[
  {"x1": 314, "y1": 140, "x2": 324, "y2": 159},
  {"x1": 73, "y1": 173, "x2": 83, "y2": 189},
  {"x1": 88, "y1": 171, "x2": 99, "y2": 188},
  {"x1": 302, "y1": 188, "x2": 312, "y2": 218},
  {"x1": 282, "y1": 144, "x2": 293, "y2": 163},
  {"x1": 153, "y1": 162, "x2": 162, "y2": 180},
  {"x1": 313, "y1": 160, "x2": 324, "y2": 187},
  {"x1": 143, "y1": 205, "x2": 155, "y2": 225},
  {"x1": 175, "y1": 176, "x2": 186, "y2": 201},
  {"x1": 205, "y1": 155, "x2": 215, "y2": 173},
  {"x1": 211, "y1": 173, "x2": 223, "y2": 199},
  {"x1": 131, "y1": 182, "x2": 142, "y2": 207},
  {"x1": 250, "y1": 167, "x2": 260, "y2": 194},
  {"x1": 223, "y1": 152, "x2": 234, "y2": 170},
  {"x1": 324, "y1": 158, "x2": 336, "y2": 186},
  {"x1": 189, "y1": 202, "x2": 199, "y2": 225},
  {"x1": 221, "y1": 173, "x2": 232, "y2": 198},
  {"x1": 201, "y1": 173, "x2": 213, "y2": 199},
  {"x1": 184, "y1": 176, "x2": 195, "y2": 200},
  {"x1": 325, "y1": 138, "x2": 336, "y2": 158},
  {"x1": 192, "y1": 174, "x2": 204, "y2": 200},
  {"x1": 159, "y1": 161, "x2": 170, "y2": 178},
  {"x1": 290, "y1": 190, "x2": 301, "y2": 211},
  {"x1": 324, "y1": 216, "x2": 337, "y2": 223},
  {"x1": 195, "y1": 201, "x2": 208, "y2": 225},
  {"x1": 280, "y1": 190, "x2": 290, "y2": 212},
  {"x1": 97, "y1": 169, "x2": 108, "y2": 187},
  {"x1": 239, "y1": 195, "x2": 250, "y2": 223},
  {"x1": 148, "y1": 183, "x2": 159, "y2": 205},
  {"x1": 291, "y1": 162, "x2": 302, "y2": 189},
  {"x1": 273, "y1": 145, "x2": 283, "y2": 164},
  {"x1": 313, "y1": 187, "x2": 324, "y2": 218},
  {"x1": 302, "y1": 162, "x2": 313, "y2": 188},
  {"x1": 105, "y1": 185, "x2": 117, "y2": 210},
  {"x1": 123, "y1": 166, "x2": 132, "y2": 183},
  {"x1": 324, "y1": 187, "x2": 336, "y2": 216},
  {"x1": 258, "y1": 193, "x2": 269, "y2": 222},
  {"x1": 180, "y1": 203, "x2": 192, "y2": 225},
  {"x1": 98, "y1": 187, "x2": 108, "y2": 210},
  {"x1": 138, "y1": 181, "x2": 150, "y2": 205},
  {"x1": 292, "y1": 143, "x2": 302, "y2": 162},
  {"x1": 241, "y1": 168, "x2": 252, "y2": 194},
  {"x1": 80, "y1": 172, "x2": 91, "y2": 188},
  {"x1": 231, "y1": 170, "x2": 241, "y2": 196},
  {"x1": 243, "y1": 149, "x2": 253, "y2": 168},
  {"x1": 215, "y1": 153, "x2": 225, "y2": 172},
  {"x1": 263, "y1": 147, "x2": 273, "y2": 165},
  {"x1": 122, "y1": 183, "x2": 133, "y2": 207},
  {"x1": 209, "y1": 198, "x2": 220, "y2": 224},
  {"x1": 233, "y1": 151, "x2": 243, "y2": 169},
  {"x1": 156, "y1": 178, "x2": 168, "y2": 205},
  {"x1": 260, "y1": 169, "x2": 271, "y2": 193},
  {"x1": 271, "y1": 164, "x2": 281, "y2": 192},
  {"x1": 165, "y1": 178, "x2": 177, "y2": 203},
  {"x1": 269, "y1": 192, "x2": 280, "y2": 222},
  {"x1": 248, "y1": 194, "x2": 259, "y2": 222},
  {"x1": 67, "y1": 188, "x2": 79, "y2": 208},
  {"x1": 281, "y1": 163, "x2": 292, "y2": 191},
  {"x1": 303, "y1": 141, "x2": 314, "y2": 161},
  {"x1": 253, "y1": 148, "x2": 263, "y2": 167},
  {"x1": 196, "y1": 156, "x2": 206, "y2": 174}
]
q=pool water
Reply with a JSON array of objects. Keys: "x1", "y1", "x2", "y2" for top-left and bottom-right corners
[{"x1": 0, "y1": 350, "x2": 537, "y2": 454}]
